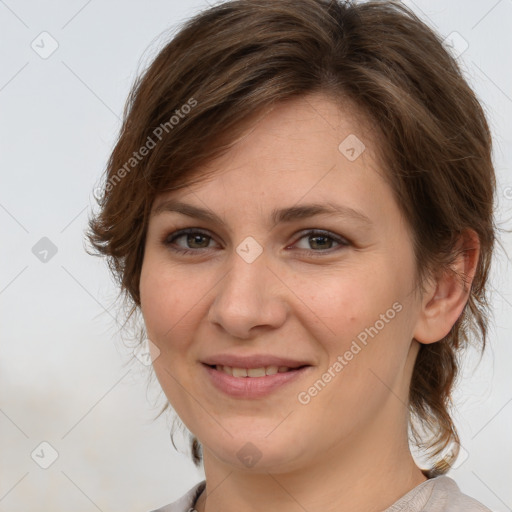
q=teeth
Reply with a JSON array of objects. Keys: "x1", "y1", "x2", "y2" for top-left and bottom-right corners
[
  {"x1": 265, "y1": 366, "x2": 279, "y2": 375},
  {"x1": 247, "y1": 367, "x2": 266, "y2": 377},
  {"x1": 232, "y1": 367, "x2": 247, "y2": 377},
  {"x1": 215, "y1": 365, "x2": 289, "y2": 377}
]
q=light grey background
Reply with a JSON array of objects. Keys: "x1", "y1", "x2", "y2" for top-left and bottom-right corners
[{"x1": 1, "y1": 1, "x2": 511, "y2": 511}]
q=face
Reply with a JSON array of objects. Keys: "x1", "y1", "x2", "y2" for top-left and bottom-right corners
[{"x1": 140, "y1": 93, "x2": 425, "y2": 474}]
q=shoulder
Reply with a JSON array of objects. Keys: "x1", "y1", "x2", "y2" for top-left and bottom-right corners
[
  {"x1": 385, "y1": 475, "x2": 491, "y2": 512},
  {"x1": 426, "y1": 475, "x2": 492, "y2": 512},
  {"x1": 147, "y1": 480, "x2": 206, "y2": 512},
  {"x1": 146, "y1": 476, "x2": 491, "y2": 512}
]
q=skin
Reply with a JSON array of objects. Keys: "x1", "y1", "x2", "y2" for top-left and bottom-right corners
[{"x1": 139, "y1": 93, "x2": 479, "y2": 512}]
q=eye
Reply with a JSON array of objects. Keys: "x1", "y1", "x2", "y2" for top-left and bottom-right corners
[
  {"x1": 162, "y1": 227, "x2": 350, "y2": 256},
  {"x1": 290, "y1": 229, "x2": 350, "y2": 253},
  {"x1": 163, "y1": 228, "x2": 217, "y2": 254}
]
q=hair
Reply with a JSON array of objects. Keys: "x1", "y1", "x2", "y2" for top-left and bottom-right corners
[{"x1": 86, "y1": 0, "x2": 498, "y2": 475}]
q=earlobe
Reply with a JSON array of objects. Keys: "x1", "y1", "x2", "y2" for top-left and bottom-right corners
[{"x1": 413, "y1": 229, "x2": 480, "y2": 345}]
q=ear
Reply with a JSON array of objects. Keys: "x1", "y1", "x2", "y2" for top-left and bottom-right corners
[{"x1": 413, "y1": 229, "x2": 480, "y2": 344}]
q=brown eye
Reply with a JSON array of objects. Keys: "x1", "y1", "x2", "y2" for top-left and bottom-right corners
[
  {"x1": 163, "y1": 229, "x2": 217, "y2": 253},
  {"x1": 293, "y1": 230, "x2": 349, "y2": 252}
]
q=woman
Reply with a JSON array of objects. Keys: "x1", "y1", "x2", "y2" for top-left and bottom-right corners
[{"x1": 86, "y1": 1, "x2": 497, "y2": 510}]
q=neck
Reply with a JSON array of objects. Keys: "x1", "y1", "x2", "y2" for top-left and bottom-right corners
[{"x1": 195, "y1": 426, "x2": 427, "y2": 512}]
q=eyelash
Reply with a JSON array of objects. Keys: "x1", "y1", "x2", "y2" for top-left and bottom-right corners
[{"x1": 162, "y1": 228, "x2": 350, "y2": 256}]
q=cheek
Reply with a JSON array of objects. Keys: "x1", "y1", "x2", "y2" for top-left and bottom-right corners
[
  {"x1": 140, "y1": 259, "x2": 191, "y2": 353},
  {"x1": 140, "y1": 268, "x2": 169, "y2": 338},
  {"x1": 287, "y1": 266, "x2": 400, "y2": 344},
  {"x1": 289, "y1": 266, "x2": 414, "y2": 404},
  {"x1": 140, "y1": 262, "x2": 201, "y2": 417}
]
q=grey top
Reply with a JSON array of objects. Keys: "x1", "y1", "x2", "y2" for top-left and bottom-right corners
[{"x1": 149, "y1": 475, "x2": 491, "y2": 512}]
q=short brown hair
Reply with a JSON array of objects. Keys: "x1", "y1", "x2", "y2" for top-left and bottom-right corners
[{"x1": 86, "y1": 0, "x2": 498, "y2": 474}]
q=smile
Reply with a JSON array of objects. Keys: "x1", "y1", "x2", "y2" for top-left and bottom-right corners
[
  {"x1": 212, "y1": 365, "x2": 296, "y2": 377},
  {"x1": 202, "y1": 363, "x2": 312, "y2": 398}
]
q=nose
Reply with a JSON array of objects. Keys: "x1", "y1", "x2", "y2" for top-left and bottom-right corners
[{"x1": 207, "y1": 248, "x2": 288, "y2": 340}]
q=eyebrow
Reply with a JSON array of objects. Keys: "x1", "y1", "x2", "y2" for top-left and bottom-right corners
[{"x1": 152, "y1": 199, "x2": 373, "y2": 228}]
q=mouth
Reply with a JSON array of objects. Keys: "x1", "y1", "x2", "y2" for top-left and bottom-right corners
[
  {"x1": 204, "y1": 363, "x2": 310, "y2": 377},
  {"x1": 201, "y1": 362, "x2": 313, "y2": 399}
]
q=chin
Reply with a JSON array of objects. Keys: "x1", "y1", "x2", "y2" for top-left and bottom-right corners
[{"x1": 203, "y1": 433, "x2": 308, "y2": 473}]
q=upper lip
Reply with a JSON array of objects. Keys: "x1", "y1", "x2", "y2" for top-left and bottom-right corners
[{"x1": 201, "y1": 354, "x2": 312, "y2": 369}]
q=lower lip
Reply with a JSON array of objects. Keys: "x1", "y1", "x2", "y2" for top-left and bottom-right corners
[{"x1": 202, "y1": 363, "x2": 312, "y2": 399}]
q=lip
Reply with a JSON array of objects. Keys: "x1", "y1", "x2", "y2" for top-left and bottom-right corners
[
  {"x1": 202, "y1": 363, "x2": 313, "y2": 399},
  {"x1": 201, "y1": 353, "x2": 311, "y2": 369}
]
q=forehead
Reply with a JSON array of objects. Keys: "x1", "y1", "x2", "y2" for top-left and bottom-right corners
[{"x1": 152, "y1": 93, "x2": 388, "y2": 213}]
